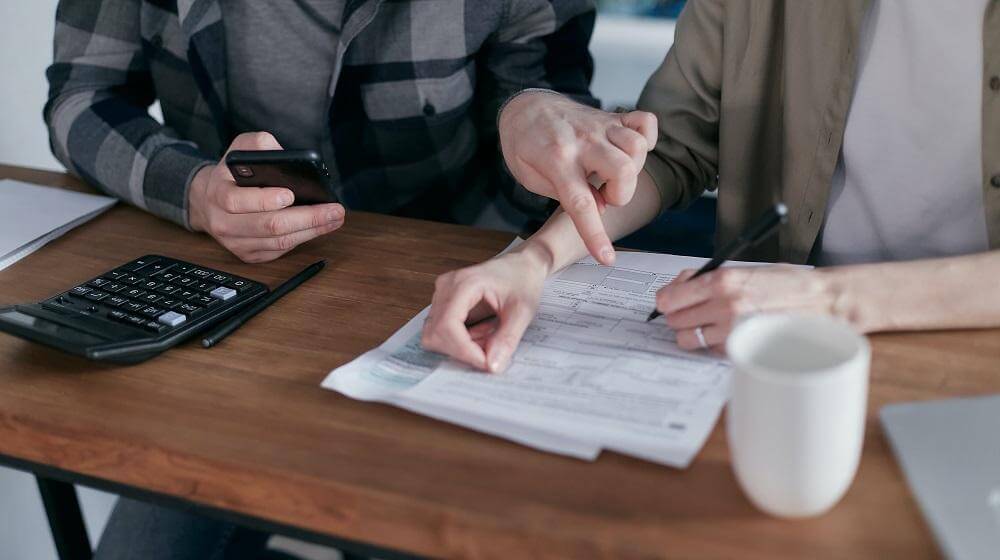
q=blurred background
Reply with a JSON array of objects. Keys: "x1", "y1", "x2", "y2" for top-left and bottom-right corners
[{"x1": 0, "y1": 2, "x2": 707, "y2": 558}]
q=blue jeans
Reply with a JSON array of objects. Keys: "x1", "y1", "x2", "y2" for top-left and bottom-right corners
[{"x1": 94, "y1": 498, "x2": 272, "y2": 560}]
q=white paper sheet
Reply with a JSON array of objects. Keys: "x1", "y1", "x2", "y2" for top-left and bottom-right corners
[
  {"x1": 322, "y1": 246, "x2": 767, "y2": 467},
  {"x1": 0, "y1": 180, "x2": 116, "y2": 272}
]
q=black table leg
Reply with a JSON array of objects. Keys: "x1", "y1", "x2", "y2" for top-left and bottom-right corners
[{"x1": 36, "y1": 476, "x2": 92, "y2": 560}]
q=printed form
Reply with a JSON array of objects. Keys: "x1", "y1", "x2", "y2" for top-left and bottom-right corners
[{"x1": 322, "y1": 248, "x2": 756, "y2": 467}]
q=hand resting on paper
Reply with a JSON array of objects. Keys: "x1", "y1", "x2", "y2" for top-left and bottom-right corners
[{"x1": 421, "y1": 246, "x2": 549, "y2": 373}]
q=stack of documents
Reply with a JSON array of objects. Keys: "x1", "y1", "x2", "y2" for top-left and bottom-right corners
[
  {"x1": 322, "y1": 246, "x2": 761, "y2": 467},
  {"x1": 0, "y1": 179, "x2": 116, "y2": 272}
]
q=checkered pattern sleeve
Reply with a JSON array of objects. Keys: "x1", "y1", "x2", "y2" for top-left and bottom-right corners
[
  {"x1": 44, "y1": 0, "x2": 214, "y2": 229},
  {"x1": 481, "y1": 0, "x2": 600, "y2": 220}
]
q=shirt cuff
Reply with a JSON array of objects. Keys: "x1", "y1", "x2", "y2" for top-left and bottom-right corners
[{"x1": 143, "y1": 143, "x2": 215, "y2": 230}]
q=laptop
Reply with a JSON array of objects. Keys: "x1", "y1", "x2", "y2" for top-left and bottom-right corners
[{"x1": 881, "y1": 395, "x2": 1000, "y2": 560}]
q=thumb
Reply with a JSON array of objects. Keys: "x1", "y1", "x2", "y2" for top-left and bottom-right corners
[
  {"x1": 485, "y1": 300, "x2": 535, "y2": 373},
  {"x1": 227, "y1": 131, "x2": 284, "y2": 153}
]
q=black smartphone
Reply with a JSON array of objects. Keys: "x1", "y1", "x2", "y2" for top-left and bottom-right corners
[{"x1": 225, "y1": 150, "x2": 338, "y2": 205}]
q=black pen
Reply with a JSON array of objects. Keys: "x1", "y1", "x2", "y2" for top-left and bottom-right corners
[
  {"x1": 201, "y1": 259, "x2": 326, "y2": 348},
  {"x1": 646, "y1": 203, "x2": 788, "y2": 322}
]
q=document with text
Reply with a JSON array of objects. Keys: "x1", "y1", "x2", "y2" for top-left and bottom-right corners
[{"x1": 321, "y1": 245, "x2": 765, "y2": 467}]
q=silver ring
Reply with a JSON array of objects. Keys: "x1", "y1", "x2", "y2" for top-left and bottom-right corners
[{"x1": 694, "y1": 326, "x2": 708, "y2": 349}]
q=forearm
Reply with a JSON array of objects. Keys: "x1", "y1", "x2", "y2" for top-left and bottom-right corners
[
  {"x1": 515, "y1": 171, "x2": 662, "y2": 275},
  {"x1": 46, "y1": 92, "x2": 212, "y2": 228},
  {"x1": 824, "y1": 251, "x2": 1000, "y2": 332}
]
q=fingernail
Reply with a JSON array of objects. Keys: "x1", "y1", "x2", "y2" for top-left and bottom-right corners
[
  {"x1": 327, "y1": 210, "x2": 342, "y2": 222},
  {"x1": 489, "y1": 346, "x2": 510, "y2": 373},
  {"x1": 280, "y1": 193, "x2": 294, "y2": 206},
  {"x1": 600, "y1": 247, "x2": 616, "y2": 265}
]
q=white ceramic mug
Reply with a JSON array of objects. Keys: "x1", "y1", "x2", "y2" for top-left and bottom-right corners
[{"x1": 725, "y1": 313, "x2": 871, "y2": 518}]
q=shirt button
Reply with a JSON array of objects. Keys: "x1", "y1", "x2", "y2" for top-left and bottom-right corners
[
  {"x1": 992, "y1": 175, "x2": 1000, "y2": 188},
  {"x1": 423, "y1": 103, "x2": 436, "y2": 116}
]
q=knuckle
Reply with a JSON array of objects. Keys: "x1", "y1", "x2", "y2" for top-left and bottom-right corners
[
  {"x1": 638, "y1": 111, "x2": 657, "y2": 128},
  {"x1": 451, "y1": 268, "x2": 474, "y2": 283},
  {"x1": 616, "y1": 158, "x2": 638, "y2": 179},
  {"x1": 712, "y1": 270, "x2": 738, "y2": 294},
  {"x1": 548, "y1": 139, "x2": 576, "y2": 162},
  {"x1": 266, "y1": 215, "x2": 288, "y2": 236},
  {"x1": 311, "y1": 210, "x2": 327, "y2": 229},
  {"x1": 212, "y1": 221, "x2": 230, "y2": 237},
  {"x1": 621, "y1": 133, "x2": 646, "y2": 156},
  {"x1": 566, "y1": 192, "x2": 594, "y2": 214},
  {"x1": 665, "y1": 314, "x2": 682, "y2": 329},
  {"x1": 722, "y1": 298, "x2": 743, "y2": 317},
  {"x1": 274, "y1": 234, "x2": 296, "y2": 252}
]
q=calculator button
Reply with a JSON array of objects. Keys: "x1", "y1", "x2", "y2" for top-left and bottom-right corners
[
  {"x1": 209, "y1": 286, "x2": 237, "y2": 301},
  {"x1": 123, "y1": 288, "x2": 146, "y2": 299},
  {"x1": 210, "y1": 273, "x2": 230, "y2": 284},
  {"x1": 121, "y1": 275, "x2": 142, "y2": 285},
  {"x1": 107, "y1": 270, "x2": 127, "y2": 280},
  {"x1": 145, "y1": 262, "x2": 170, "y2": 275},
  {"x1": 84, "y1": 290, "x2": 109, "y2": 302},
  {"x1": 108, "y1": 310, "x2": 127, "y2": 321},
  {"x1": 122, "y1": 257, "x2": 158, "y2": 272},
  {"x1": 156, "y1": 285, "x2": 181, "y2": 295},
  {"x1": 143, "y1": 320, "x2": 168, "y2": 334},
  {"x1": 193, "y1": 295, "x2": 217, "y2": 307},
  {"x1": 125, "y1": 314, "x2": 148, "y2": 328},
  {"x1": 178, "y1": 290, "x2": 198, "y2": 300},
  {"x1": 123, "y1": 302, "x2": 145, "y2": 313},
  {"x1": 175, "y1": 277, "x2": 197, "y2": 287},
  {"x1": 189, "y1": 269, "x2": 213, "y2": 278},
  {"x1": 141, "y1": 293, "x2": 164, "y2": 304},
  {"x1": 224, "y1": 279, "x2": 251, "y2": 291},
  {"x1": 193, "y1": 282, "x2": 217, "y2": 292},
  {"x1": 177, "y1": 303, "x2": 201, "y2": 316},
  {"x1": 158, "y1": 272, "x2": 179, "y2": 282},
  {"x1": 172, "y1": 263, "x2": 192, "y2": 274},
  {"x1": 139, "y1": 306, "x2": 162, "y2": 318},
  {"x1": 88, "y1": 278, "x2": 111, "y2": 288},
  {"x1": 143, "y1": 281, "x2": 162, "y2": 290},
  {"x1": 159, "y1": 299, "x2": 182, "y2": 310},
  {"x1": 106, "y1": 296, "x2": 128, "y2": 308},
  {"x1": 157, "y1": 311, "x2": 187, "y2": 327},
  {"x1": 103, "y1": 283, "x2": 126, "y2": 293},
  {"x1": 69, "y1": 286, "x2": 92, "y2": 297}
]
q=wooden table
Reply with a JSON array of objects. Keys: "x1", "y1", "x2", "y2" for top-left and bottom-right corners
[{"x1": 1, "y1": 164, "x2": 996, "y2": 559}]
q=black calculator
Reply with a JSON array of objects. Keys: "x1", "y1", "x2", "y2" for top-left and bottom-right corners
[{"x1": 0, "y1": 256, "x2": 268, "y2": 364}]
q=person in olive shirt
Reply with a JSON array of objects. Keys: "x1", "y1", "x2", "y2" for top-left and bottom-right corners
[{"x1": 422, "y1": 0, "x2": 1000, "y2": 371}]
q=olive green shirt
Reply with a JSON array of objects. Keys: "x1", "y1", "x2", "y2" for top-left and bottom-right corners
[{"x1": 637, "y1": 0, "x2": 1000, "y2": 264}]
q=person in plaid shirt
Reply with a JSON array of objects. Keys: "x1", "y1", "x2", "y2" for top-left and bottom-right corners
[
  {"x1": 46, "y1": 0, "x2": 599, "y2": 264},
  {"x1": 46, "y1": 1, "x2": 606, "y2": 557}
]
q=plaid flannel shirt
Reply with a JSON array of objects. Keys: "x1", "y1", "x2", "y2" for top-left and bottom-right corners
[{"x1": 46, "y1": 0, "x2": 598, "y2": 230}]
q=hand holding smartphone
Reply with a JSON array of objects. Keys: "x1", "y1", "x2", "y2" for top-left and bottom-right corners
[
  {"x1": 226, "y1": 149, "x2": 339, "y2": 205},
  {"x1": 188, "y1": 132, "x2": 346, "y2": 264}
]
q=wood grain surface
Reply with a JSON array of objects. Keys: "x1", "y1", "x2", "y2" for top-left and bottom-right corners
[{"x1": 2, "y1": 165, "x2": 996, "y2": 559}]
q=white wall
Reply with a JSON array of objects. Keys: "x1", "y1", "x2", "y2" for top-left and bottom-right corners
[
  {"x1": 0, "y1": 4, "x2": 674, "y2": 557},
  {"x1": 0, "y1": 1, "x2": 64, "y2": 171},
  {"x1": 1, "y1": 4, "x2": 118, "y2": 559}
]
